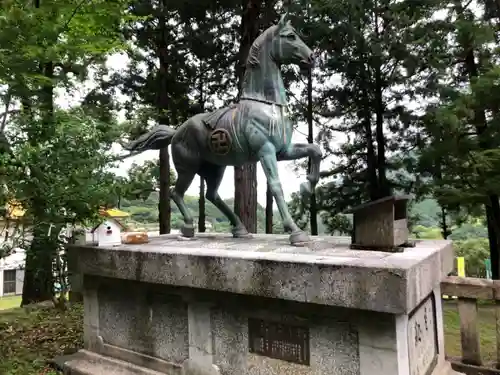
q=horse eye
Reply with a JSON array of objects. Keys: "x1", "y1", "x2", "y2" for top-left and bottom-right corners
[{"x1": 286, "y1": 34, "x2": 296, "y2": 40}]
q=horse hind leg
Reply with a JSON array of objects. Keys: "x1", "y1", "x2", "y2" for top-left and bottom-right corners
[
  {"x1": 199, "y1": 162, "x2": 250, "y2": 238},
  {"x1": 170, "y1": 168, "x2": 197, "y2": 237}
]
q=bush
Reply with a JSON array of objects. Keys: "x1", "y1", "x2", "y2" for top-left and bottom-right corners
[
  {"x1": 412, "y1": 225, "x2": 443, "y2": 239},
  {"x1": 454, "y1": 238, "x2": 489, "y2": 278}
]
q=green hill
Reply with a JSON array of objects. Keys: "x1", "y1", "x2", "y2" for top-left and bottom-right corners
[
  {"x1": 121, "y1": 192, "x2": 440, "y2": 235},
  {"x1": 120, "y1": 192, "x2": 269, "y2": 232}
]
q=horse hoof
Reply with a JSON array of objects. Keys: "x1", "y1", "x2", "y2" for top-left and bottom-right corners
[
  {"x1": 181, "y1": 224, "x2": 195, "y2": 238},
  {"x1": 289, "y1": 230, "x2": 311, "y2": 246},
  {"x1": 232, "y1": 226, "x2": 252, "y2": 238}
]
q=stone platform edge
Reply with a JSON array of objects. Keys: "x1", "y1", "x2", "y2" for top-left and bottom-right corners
[
  {"x1": 70, "y1": 238, "x2": 454, "y2": 314},
  {"x1": 52, "y1": 350, "x2": 167, "y2": 375},
  {"x1": 52, "y1": 349, "x2": 461, "y2": 375}
]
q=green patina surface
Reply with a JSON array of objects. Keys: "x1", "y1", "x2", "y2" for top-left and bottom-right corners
[
  {"x1": 201, "y1": 101, "x2": 294, "y2": 166},
  {"x1": 125, "y1": 13, "x2": 322, "y2": 245}
]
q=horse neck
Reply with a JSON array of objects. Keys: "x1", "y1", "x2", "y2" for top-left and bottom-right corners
[{"x1": 240, "y1": 59, "x2": 287, "y2": 106}]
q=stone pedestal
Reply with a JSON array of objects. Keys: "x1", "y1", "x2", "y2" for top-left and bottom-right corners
[{"x1": 58, "y1": 234, "x2": 462, "y2": 375}]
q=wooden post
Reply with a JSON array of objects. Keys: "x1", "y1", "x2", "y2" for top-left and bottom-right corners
[
  {"x1": 494, "y1": 284, "x2": 500, "y2": 369},
  {"x1": 457, "y1": 298, "x2": 482, "y2": 365}
]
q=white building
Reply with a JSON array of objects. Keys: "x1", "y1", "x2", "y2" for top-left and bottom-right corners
[
  {"x1": 91, "y1": 218, "x2": 126, "y2": 247},
  {"x1": 0, "y1": 248, "x2": 25, "y2": 297}
]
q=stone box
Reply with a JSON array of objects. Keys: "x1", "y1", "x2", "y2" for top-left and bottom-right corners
[{"x1": 58, "y1": 234, "x2": 462, "y2": 375}]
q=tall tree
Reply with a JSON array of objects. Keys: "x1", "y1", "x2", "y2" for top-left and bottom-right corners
[
  {"x1": 157, "y1": 0, "x2": 172, "y2": 234},
  {"x1": 177, "y1": 2, "x2": 240, "y2": 232},
  {"x1": 233, "y1": 0, "x2": 263, "y2": 233},
  {"x1": 307, "y1": 0, "x2": 442, "y2": 229},
  {"x1": 418, "y1": 0, "x2": 500, "y2": 278},
  {"x1": 265, "y1": 184, "x2": 273, "y2": 233},
  {"x1": 119, "y1": 0, "x2": 194, "y2": 234},
  {"x1": 263, "y1": 0, "x2": 278, "y2": 234},
  {"x1": 305, "y1": 1, "x2": 318, "y2": 235},
  {"x1": 0, "y1": 0, "x2": 127, "y2": 304}
]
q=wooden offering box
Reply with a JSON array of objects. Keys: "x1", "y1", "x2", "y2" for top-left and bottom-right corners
[{"x1": 346, "y1": 195, "x2": 412, "y2": 251}]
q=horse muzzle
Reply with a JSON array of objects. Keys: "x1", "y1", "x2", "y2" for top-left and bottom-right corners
[{"x1": 299, "y1": 53, "x2": 315, "y2": 69}]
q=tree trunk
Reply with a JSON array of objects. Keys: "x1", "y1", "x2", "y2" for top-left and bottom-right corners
[
  {"x1": 265, "y1": 183, "x2": 273, "y2": 233},
  {"x1": 363, "y1": 116, "x2": 378, "y2": 200},
  {"x1": 374, "y1": 64, "x2": 389, "y2": 198},
  {"x1": 198, "y1": 75, "x2": 206, "y2": 233},
  {"x1": 436, "y1": 162, "x2": 451, "y2": 239},
  {"x1": 357, "y1": 31, "x2": 379, "y2": 201},
  {"x1": 439, "y1": 206, "x2": 451, "y2": 239},
  {"x1": 374, "y1": 11, "x2": 389, "y2": 198},
  {"x1": 261, "y1": 0, "x2": 277, "y2": 235},
  {"x1": 158, "y1": 148, "x2": 171, "y2": 234},
  {"x1": 487, "y1": 198, "x2": 500, "y2": 279},
  {"x1": 234, "y1": 165, "x2": 258, "y2": 233},
  {"x1": 157, "y1": 0, "x2": 171, "y2": 234},
  {"x1": 22, "y1": 10, "x2": 56, "y2": 302},
  {"x1": 307, "y1": 69, "x2": 318, "y2": 235},
  {"x1": 22, "y1": 222, "x2": 55, "y2": 305},
  {"x1": 234, "y1": 0, "x2": 262, "y2": 233},
  {"x1": 460, "y1": 32, "x2": 500, "y2": 279},
  {"x1": 236, "y1": 0, "x2": 263, "y2": 96},
  {"x1": 199, "y1": 178, "x2": 206, "y2": 232}
]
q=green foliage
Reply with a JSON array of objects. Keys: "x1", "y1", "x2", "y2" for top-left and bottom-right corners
[
  {"x1": 1, "y1": 109, "x2": 120, "y2": 227},
  {"x1": 0, "y1": 0, "x2": 128, "y2": 109},
  {"x1": 0, "y1": 0, "x2": 130, "y2": 302},
  {"x1": 126, "y1": 206, "x2": 159, "y2": 223},
  {"x1": 454, "y1": 239, "x2": 490, "y2": 278},
  {"x1": 119, "y1": 160, "x2": 176, "y2": 202},
  {"x1": 304, "y1": 0, "x2": 444, "y2": 215},
  {"x1": 410, "y1": 199, "x2": 441, "y2": 228},
  {"x1": 412, "y1": 225, "x2": 443, "y2": 240},
  {"x1": 450, "y1": 224, "x2": 488, "y2": 241},
  {"x1": 414, "y1": 0, "x2": 500, "y2": 273}
]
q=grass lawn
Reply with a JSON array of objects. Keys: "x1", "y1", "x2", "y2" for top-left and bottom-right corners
[
  {"x1": 0, "y1": 303, "x2": 83, "y2": 375},
  {"x1": 443, "y1": 300, "x2": 497, "y2": 364},
  {"x1": 0, "y1": 295, "x2": 22, "y2": 310},
  {"x1": 0, "y1": 299, "x2": 495, "y2": 374}
]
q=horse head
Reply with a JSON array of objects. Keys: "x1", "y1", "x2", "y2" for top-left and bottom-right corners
[{"x1": 269, "y1": 13, "x2": 314, "y2": 69}]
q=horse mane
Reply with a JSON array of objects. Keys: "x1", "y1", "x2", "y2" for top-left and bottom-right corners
[{"x1": 246, "y1": 25, "x2": 277, "y2": 67}]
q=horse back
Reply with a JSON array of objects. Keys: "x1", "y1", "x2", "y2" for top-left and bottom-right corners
[{"x1": 180, "y1": 101, "x2": 292, "y2": 166}]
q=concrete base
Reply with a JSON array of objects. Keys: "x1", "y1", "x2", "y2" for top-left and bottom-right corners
[
  {"x1": 57, "y1": 350, "x2": 460, "y2": 375},
  {"x1": 54, "y1": 350, "x2": 222, "y2": 375},
  {"x1": 433, "y1": 361, "x2": 464, "y2": 375},
  {"x1": 53, "y1": 350, "x2": 166, "y2": 375},
  {"x1": 63, "y1": 234, "x2": 463, "y2": 375}
]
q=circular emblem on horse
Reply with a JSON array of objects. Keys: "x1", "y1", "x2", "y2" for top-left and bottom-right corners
[{"x1": 209, "y1": 129, "x2": 232, "y2": 155}]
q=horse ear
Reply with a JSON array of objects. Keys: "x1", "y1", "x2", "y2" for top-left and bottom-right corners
[{"x1": 278, "y1": 12, "x2": 289, "y2": 29}]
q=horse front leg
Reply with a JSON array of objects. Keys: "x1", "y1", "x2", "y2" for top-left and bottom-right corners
[
  {"x1": 258, "y1": 142, "x2": 311, "y2": 246},
  {"x1": 277, "y1": 143, "x2": 322, "y2": 204}
]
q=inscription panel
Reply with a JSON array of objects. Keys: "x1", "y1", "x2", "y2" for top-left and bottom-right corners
[
  {"x1": 248, "y1": 318, "x2": 310, "y2": 365},
  {"x1": 408, "y1": 295, "x2": 438, "y2": 375}
]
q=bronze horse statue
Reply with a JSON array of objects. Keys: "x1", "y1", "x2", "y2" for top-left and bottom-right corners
[{"x1": 125, "y1": 13, "x2": 322, "y2": 245}]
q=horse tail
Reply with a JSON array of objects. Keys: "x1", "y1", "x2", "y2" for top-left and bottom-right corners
[{"x1": 124, "y1": 125, "x2": 177, "y2": 152}]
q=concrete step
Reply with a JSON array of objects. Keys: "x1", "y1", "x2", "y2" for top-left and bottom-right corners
[{"x1": 53, "y1": 350, "x2": 169, "y2": 375}]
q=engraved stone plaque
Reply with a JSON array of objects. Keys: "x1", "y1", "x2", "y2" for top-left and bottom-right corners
[
  {"x1": 408, "y1": 295, "x2": 438, "y2": 375},
  {"x1": 248, "y1": 318, "x2": 310, "y2": 365}
]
